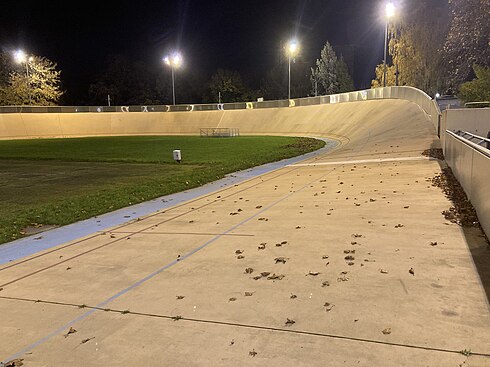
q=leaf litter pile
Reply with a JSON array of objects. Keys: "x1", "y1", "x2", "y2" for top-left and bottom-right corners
[
  {"x1": 431, "y1": 166, "x2": 481, "y2": 228},
  {"x1": 422, "y1": 148, "x2": 445, "y2": 161}
]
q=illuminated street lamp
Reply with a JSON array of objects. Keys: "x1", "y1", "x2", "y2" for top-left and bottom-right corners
[
  {"x1": 163, "y1": 52, "x2": 183, "y2": 105},
  {"x1": 286, "y1": 40, "x2": 299, "y2": 100},
  {"x1": 383, "y1": 2, "x2": 395, "y2": 87},
  {"x1": 13, "y1": 49, "x2": 34, "y2": 104},
  {"x1": 14, "y1": 49, "x2": 27, "y2": 64}
]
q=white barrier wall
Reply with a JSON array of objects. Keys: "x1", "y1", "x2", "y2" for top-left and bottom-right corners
[
  {"x1": 444, "y1": 131, "x2": 490, "y2": 237},
  {"x1": 441, "y1": 109, "x2": 490, "y2": 155},
  {"x1": 444, "y1": 108, "x2": 490, "y2": 136}
]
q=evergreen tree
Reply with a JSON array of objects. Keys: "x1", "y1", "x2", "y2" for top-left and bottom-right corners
[
  {"x1": 336, "y1": 57, "x2": 354, "y2": 93},
  {"x1": 310, "y1": 42, "x2": 355, "y2": 95},
  {"x1": 310, "y1": 41, "x2": 338, "y2": 95}
]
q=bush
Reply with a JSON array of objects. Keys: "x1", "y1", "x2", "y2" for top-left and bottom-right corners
[{"x1": 458, "y1": 65, "x2": 490, "y2": 104}]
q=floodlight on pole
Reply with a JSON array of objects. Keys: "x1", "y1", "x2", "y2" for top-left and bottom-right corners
[
  {"x1": 286, "y1": 39, "x2": 299, "y2": 100},
  {"x1": 163, "y1": 51, "x2": 183, "y2": 105},
  {"x1": 383, "y1": 2, "x2": 395, "y2": 87},
  {"x1": 13, "y1": 49, "x2": 33, "y2": 104}
]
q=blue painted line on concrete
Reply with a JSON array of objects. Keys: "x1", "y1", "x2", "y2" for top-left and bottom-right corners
[
  {"x1": 1, "y1": 140, "x2": 340, "y2": 364},
  {"x1": 0, "y1": 139, "x2": 338, "y2": 265}
]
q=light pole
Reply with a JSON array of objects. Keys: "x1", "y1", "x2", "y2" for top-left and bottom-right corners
[
  {"x1": 13, "y1": 50, "x2": 33, "y2": 105},
  {"x1": 286, "y1": 40, "x2": 299, "y2": 100},
  {"x1": 383, "y1": 2, "x2": 395, "y2": 87},
  {"x1": 163, "y1": 52, "x2": 183, "y2": 105}
]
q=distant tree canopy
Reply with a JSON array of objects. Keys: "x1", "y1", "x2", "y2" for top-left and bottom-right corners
[
  {"x1": 371, "y1": 0, "x2": 450, "y2": 95},
  {"x1": 88, "y1": 55, "x2": 206, "y2": 106},
  {"x1": 371, "y1": 64, "x2": 397, "y2": 89},
  {"x1": 88, "y1": 55, "x2": 157, "y2": 105},
  {"x1": 372, "y1": 0, "x2": 489, "y2": 95},
  {"x1": 311, "y1": 41, "x2": 355, "y2": 95},
  {"x1": 204, "y1": 69, "x2": 254, "y2": 103},
  {"x1": 260, "y1": 54, "x2": 311, "y2": 100},
  {"x1": 0, "y1": 52, "x2": 63, "y2": 106},
  {"x1": 260, "y1": 63, "x2": 286, "y2": 101},
  {"x1": 443, "y1": 0, "x2": 490, "y2": 90}
]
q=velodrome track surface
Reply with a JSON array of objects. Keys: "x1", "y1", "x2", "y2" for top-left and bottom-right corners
[{"x1": 1, "y1": 99, "x2": 489, "y2": 366}]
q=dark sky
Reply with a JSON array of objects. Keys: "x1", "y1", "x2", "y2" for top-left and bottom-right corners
[{"x1": 1, "y1": 0, "x2": 388, "y2": 103}]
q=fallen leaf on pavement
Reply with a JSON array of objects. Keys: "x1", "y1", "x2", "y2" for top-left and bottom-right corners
[
  {"x1": 267, "y1": 273, "x2": 285, "y2": 280},
  {"x1": 64, "y1": 327, "x2": 77, "y2": 338},
  {"x1": 3, "y1": 359, "x2": 24, "y2": 367}
]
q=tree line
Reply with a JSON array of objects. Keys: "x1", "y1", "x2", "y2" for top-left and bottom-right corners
[
  {"x1": 0, "y1": 41, "x2": 354, "y2": 106},
  {"x1": 0, "y1": 0, "x2": 488, "y2": 106},
  {"x1": 371, "y1": 0, "x2": 489, "y2": 102}
]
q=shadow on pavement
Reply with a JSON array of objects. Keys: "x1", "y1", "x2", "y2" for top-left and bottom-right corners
[
  {"x1": 426, "y1": 139, "x2": 490, "y2": 304},
  {"x1": 463, "y1": 226, "x2": 490, "y2": 304}
]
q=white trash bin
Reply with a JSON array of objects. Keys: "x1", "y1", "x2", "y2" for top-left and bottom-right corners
[{"x1": 173, "y1": 149, "x2": 182, "y2": 163}]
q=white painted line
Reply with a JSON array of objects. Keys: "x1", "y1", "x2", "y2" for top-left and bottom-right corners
[{"x1": 288, "y1": 156, "x2": 432, "y2": 167}]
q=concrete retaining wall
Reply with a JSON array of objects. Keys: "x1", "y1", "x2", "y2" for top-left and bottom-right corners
[
  {"x1": 0, "y1": 100, "x2": 436, "y2": 157},
  {"x1": 0, "y1": 86, "x2": 440, "y2": 140},
  {"x1": 444, "y1": 131, "x2": 490, "y2": 237}
]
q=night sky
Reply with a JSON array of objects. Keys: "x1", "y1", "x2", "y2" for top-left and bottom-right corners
[{"x1": 1, "y1": 0, "x2": 389, "y2": 104}]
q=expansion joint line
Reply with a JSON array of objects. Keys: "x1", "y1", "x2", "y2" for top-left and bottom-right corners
[{"x1": 1, "y1": 296, "x2": 488, "y2": 358}]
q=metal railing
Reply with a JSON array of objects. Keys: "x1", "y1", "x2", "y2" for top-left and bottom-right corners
[
  {"x1": 452, "y1": 130, "x2": 490, "y2": 154},
  {"x1": 200, "y1": 128, "x2": 240, "y2": 138}
]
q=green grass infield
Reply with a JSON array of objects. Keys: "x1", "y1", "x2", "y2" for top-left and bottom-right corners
[{"x1": 0, "y1": 135, "x2": 325, "y2": 244}]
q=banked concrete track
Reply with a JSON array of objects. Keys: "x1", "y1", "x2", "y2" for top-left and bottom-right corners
[{"x1": 1, "y1": 98, "x2": 489, "y2": 366}]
